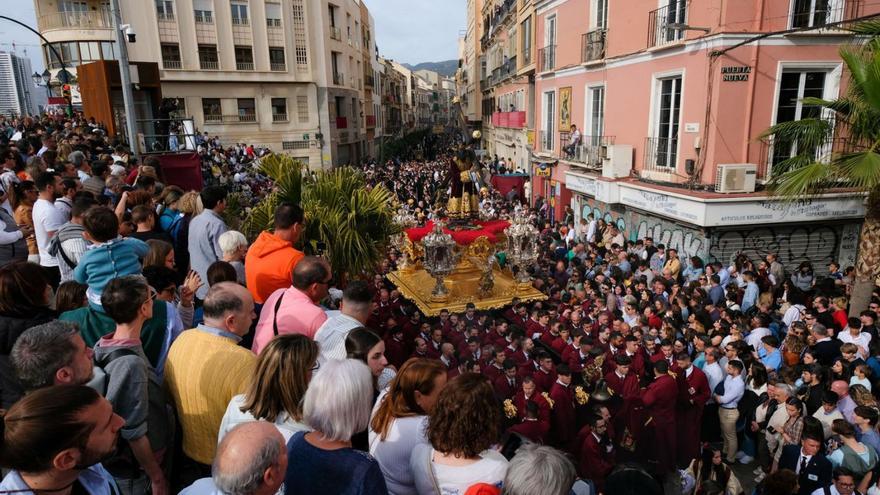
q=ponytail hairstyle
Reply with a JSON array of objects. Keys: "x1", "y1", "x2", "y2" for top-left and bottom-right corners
[{"x1": 0, "y1": 385, "x2": 103, "y2": 472}]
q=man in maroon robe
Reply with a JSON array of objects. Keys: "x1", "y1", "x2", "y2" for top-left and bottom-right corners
[
  {"x1": 642, "y1": 359, "x2": 679, "y2": 475},
  {"x1": 577, "y1": 414, "x2": 616, "y2": 493},
  {"x1": 604, "y1": 354, "x2": 642, "y2": 442},
  {"x1": 675, "y1": 352, "x2": 710, "y2": 467},
  {"x1": 549, "y1": 364, "x2": 576, "y2": 451}
]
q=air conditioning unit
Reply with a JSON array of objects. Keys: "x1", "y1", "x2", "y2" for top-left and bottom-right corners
[
  {"x1": 715, "y1": 164, "x2": 757, "y2": 193},
  {"x1": 601, "y1": 144, "x2": 633, "y2": 178}
]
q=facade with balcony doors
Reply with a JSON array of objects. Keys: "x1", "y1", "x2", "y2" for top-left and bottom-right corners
[
  {"x1": 531, "y1": 0, "x2": 871, "y2": 273},
  {"x1": 479, "y1": 0, "x2": 536, "y2": 173},
  {"x1": 33, "y1": 0, "x2": 390, "y2": 168}
]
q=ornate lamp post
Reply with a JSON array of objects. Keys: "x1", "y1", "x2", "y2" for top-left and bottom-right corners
[
  {"x1": 421, "y1": 219, "x2": 457, "y2": 302},
  {"x1": 504, "y1": 211, "x2": 539, "y2": 291}
]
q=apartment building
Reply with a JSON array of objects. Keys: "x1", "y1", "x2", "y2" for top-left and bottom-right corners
[
  {"x1": 0, "y1": 52, "x2": 40, "y2": 117},
  {"x1": 530, "y1": 0, "x2": 873, "y2": 273},
  {"x1": 458, "y1": 0, "x2": 484, "y2": 128},
  {"x1": 33, "y1": 0, "x2": 386, "y2": 168},
  {"x1": 380, "y1": 56, "x2": 405, "y2": 137},
  {"x1": 479, "y1": 0, "x2": 536, "y2": 172}
]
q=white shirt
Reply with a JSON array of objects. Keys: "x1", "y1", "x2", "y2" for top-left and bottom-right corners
[
  {"x1": 411, "y1": 444, "x2": 508, "y2": 495},
  {"x1": 810, "y1": 486, "x2": 846, "y2": 495},
  {"x1": 783, "y1": 304, "x2": 805, "y2": 328},
  {"x1": 745, "y1": 327, "x2": 771, "y2": 351},
  {"x1": 313, "y1": 313, "x2": 363, "y2": 368},
  {"x1": 218, "y1": 394, "x2": 310, "y2": 445},
  {"x1": 839, "y1": 330, "x2": 872, "y2": 357},
  {"x1": 32, "y1": 198, "x2": 65, "y2": 267},
  {"x1": 369, "y1": 389, "x2": 430, "y2": 495}
]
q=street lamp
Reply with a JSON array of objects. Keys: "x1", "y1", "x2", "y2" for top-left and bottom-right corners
[{"x1": 32, "y1": 70, "x2": 52, "y2": 98}]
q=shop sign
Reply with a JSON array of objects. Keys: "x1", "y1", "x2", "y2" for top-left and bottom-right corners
[
  {"x1": 619, "y1": 188, "x2": 704, "y2": 224},
  {"x1": 564, "y1": 172, "x2": 597, "y2": 196},
  {"x1": 535, "y1": 162, "x2": 552, "y2": 177},
  {"x1": 618, "y1": 184, "x2": 866, "y2": 227}
]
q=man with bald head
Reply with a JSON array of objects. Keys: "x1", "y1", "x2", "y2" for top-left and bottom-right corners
[
  {"x1": 181, "y1": 422, "x2": 287, "y2": 495},
  {"x1": 165, "y1": 282, "x2": 258, "y2": 482},
  {"x1": 831, "y1": 380, "x2": 857, "y2": 422},
  {"x1": 252, "y1": 255, "x2": 332, "y2": 353}
]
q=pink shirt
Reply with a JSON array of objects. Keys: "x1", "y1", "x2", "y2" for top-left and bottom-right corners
[{"x1": 252, "y1": 286, "x2": 327, "y2": 354}]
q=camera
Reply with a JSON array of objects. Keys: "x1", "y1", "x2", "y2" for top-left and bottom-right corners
[{"x1": 122, "y1": 24, "x2": 136, "y2": 43}]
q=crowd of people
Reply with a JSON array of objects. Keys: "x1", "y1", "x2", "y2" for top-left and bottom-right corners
[{"x1": 0, "y1": 113, "x2": 879, "y2": 495}]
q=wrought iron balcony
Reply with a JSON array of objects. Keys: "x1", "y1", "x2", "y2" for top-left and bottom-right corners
[{"x1": 581, "y1": 29, "x2": 607, "y2": 62}]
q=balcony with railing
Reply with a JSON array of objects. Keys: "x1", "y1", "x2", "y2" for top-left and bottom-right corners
[
  {"x1": 157, "y1": 12, "x2": 175, "y2": 22},
  {"x1": 790, "y1": 0, "x2": 863, "y2": 31},
  {"x1": 270, "y1": 63, "x2": 286, "y2": 71},
  {"x1": 757, "y1": 135, "x2": 862, "y2": 180},
  {"x1": 330, "y1": 27, "x2": 342, "y2": 41},
  {"x1": 205, "y1": 114, "x2": 257, "y2": 124},
  {"x1": 335, "y1": 117, "x2": 348, "y2": 129},
  {"x1": 643, "y1": 136, "x2": 679, "y2": 173},
  {"x1": 559, "y1": 133, "x2": 615, "y2": 168},
  {"x1": 491, "y1": 111, "x2": 527, "y2": 129},
  {"x1": 648, "y1": 2, "x2": 688, "y2": 49},
  {"x1": 200, "y1": 60, "x2": 219, "y2": 70},
  {"x1": 236, "y1": 62, "x2": 254, "y2": 71},
  {"x1": 333, "y1": 72, "x2": 344, "y2": 86},
  {"x1": 232, "y1": 17, "x2": 249, "y2": 26},
  {"x1": 366, "y1": 115, "x2": 376, "y2": 128},
  {"x1": 194, "y1": 11, "x2": 213, "y2": 23},
  {"x1": 538, "y1": 45, "x2": 556, "y2": 72},
  {"x1": 581, "y1": 29, "x2": 607, "y2": 63},
  {"x1": 272, "y1": 113, "x2": 288, "y2": 122},
  {"x1": 38, "y1": 11, "x2": 113, "y2": 31},
  {"x1": 162, "y1": 59, "x2": 182, "y2": 69}
]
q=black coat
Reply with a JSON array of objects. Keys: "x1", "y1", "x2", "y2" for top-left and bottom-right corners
[
  {"x1": 0, "y1": 309, "x2": 57, "y2": 408},
  {"x1": 811, "y1": 339, "x2": 842, "y2": 367},
  {"x1": 778, "y1": 444, "x2": 832, "y2": 495}
]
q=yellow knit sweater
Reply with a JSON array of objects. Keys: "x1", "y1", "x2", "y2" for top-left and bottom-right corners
[{"x1": 164, "y1": 328, "x2": 257, "y2": 465}]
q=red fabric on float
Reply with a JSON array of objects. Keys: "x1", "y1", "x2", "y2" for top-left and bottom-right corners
[{"x1": 406, "y1": 220, "x2": 510, "y2": 246}]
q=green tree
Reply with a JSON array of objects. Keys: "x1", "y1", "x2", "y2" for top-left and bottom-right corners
[
  {"x1": 242, "y1": 154, "x2": 401, "y2": 282},
  {"x1": 760, "y1": 22, "x2": 880, "y2": 314}
]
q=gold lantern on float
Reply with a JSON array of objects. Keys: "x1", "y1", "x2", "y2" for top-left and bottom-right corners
[{"x1": 504, "y1": 211, "x2": 540, "y2": 291}]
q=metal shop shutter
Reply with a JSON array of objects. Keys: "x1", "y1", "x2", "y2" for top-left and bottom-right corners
[{"x1": 706, "y1": 224, "x2": 847, "y2": 275}]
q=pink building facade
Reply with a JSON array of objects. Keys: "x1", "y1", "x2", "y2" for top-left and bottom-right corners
[{"x1": 530, "y1": 0, "x2": 871, "y2": 273}]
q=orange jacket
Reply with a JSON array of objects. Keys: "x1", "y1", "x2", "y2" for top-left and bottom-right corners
[{"x1": 244, "y1": 231, "x2": 304, "y2": 304}]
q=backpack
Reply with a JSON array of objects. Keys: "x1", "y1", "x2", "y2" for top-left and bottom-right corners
[
  {"x1": 86, "y1": 347, "x2": 137, "y2": 395},
  {"x1": 89, "y1": 347, "x2": 174, "y2": 479}
]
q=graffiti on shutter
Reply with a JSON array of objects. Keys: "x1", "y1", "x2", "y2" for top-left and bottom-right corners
[{"x1": 706, "y1": 224, "x2": 858, "y2": 275}]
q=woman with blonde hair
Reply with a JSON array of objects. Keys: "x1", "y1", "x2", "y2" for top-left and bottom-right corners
[
  {"x1": 218, "y1": 333, "x2": 319, "y2": 443},
  {"x1": 170, "y1": 190, "x2": 201, "y2": 274},
  {"x1": 369, "y1": 358, "x2": 448, "y2": 495}
]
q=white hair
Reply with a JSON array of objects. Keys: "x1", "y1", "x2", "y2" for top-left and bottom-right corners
[
  {"x1": 303, "y1": 359, "x2": 373, "y2": 442},
  {"x1": 218, "y1": 230, "x2": 248, "y2": 256},
  {"x1": 503, "y1": 444, "x2": 576, "y2": 495}
]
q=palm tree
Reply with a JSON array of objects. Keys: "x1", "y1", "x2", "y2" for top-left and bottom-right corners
[
  {"x1": 760, "y1": 22, "x2": 880, "y2": 314},
  {"x1": 242, "y1": 154, "x2": 401, "y2": 282}
]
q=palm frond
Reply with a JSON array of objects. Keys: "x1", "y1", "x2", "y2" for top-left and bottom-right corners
[
  {"x1": 831, "y1": 151, "x2": 880, "y2": 190},
  {"x1": 760, "y1": 118, "x2": 834, "y2": 147},
  {"x1": 767, "y1": 160, "x2": 837, "y2": 198}
]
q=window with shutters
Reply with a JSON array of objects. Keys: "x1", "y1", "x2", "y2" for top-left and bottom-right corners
[
  {"x1": 291, "y1": 0, "x2": 308, "y2": 68},
  {"x1": 297, "y1": 95, "x2": 309, "y2": 123},
  {"x1": 266, "y1": 2, "x2": 282, "y2": 27}
]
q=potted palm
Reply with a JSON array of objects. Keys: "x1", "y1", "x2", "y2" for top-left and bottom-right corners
[{"x1": 242, "y1": 154, "x2": 401, "y2": 282}]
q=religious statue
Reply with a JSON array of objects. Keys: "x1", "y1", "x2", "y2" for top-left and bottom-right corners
[{"x1": 446, "y1": 147, "x2": 483, "y2": 221}]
